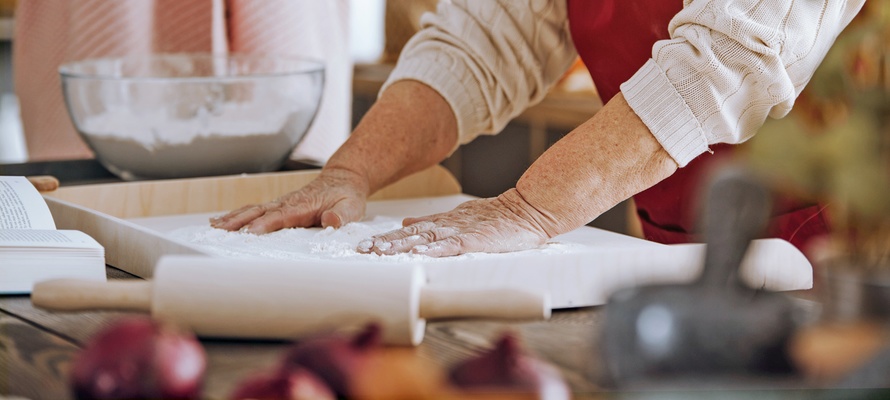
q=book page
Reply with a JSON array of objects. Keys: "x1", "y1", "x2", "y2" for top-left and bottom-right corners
[
  {"x1": 0, "y1": 229, "x2": 102, "y2": 249},
  {"x1": 0, "y1": 176, "x2": 55, "y2": 230}
]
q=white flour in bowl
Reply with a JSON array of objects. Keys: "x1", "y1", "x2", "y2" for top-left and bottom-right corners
[
  {"x1": 81, "y1": 105, "x2": 291, "y2": 148},
  {"x1": 78, "y1": 105, "x2": 313, "y2": 179}
]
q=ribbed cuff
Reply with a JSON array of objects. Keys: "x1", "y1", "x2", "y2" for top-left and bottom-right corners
[
  {"x1": 620, "y1": 59, "x2": 709, "y2": 167},
  {"x1": 380, "y1": 52, "x2": 489, "y2": 152}
]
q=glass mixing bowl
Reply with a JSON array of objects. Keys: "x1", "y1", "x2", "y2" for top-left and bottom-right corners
[{"x1": 60, "y1": 53, "x2": 324, "y2": 180}]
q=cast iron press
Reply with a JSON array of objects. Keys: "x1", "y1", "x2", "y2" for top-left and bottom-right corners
[{"x1": 601, "y1": 168, "x2": 800, "y2": 385}]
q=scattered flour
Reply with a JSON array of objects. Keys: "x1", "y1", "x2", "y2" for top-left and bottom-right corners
[{"x1": 168, "y1": 215, "x2": 583, "y2": 263}]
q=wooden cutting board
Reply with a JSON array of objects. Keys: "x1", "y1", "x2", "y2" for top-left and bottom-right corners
[{"x1": 42, "y1": 166, "x2": 813, "y2": 308}]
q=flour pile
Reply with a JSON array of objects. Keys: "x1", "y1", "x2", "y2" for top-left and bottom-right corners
[{"x1": 168, "y1": 216, "x2": 580, "y2": 262}]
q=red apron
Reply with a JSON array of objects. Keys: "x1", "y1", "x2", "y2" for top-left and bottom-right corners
[{"x1": 566, "y1": 0, "x2": 830, "y2": 251}]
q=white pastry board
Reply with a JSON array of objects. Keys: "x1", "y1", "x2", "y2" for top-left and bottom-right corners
[{"x1": 42, "y1": 167, "x2": 813, "y2": 308}]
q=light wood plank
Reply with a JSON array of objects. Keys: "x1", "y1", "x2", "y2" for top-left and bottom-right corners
[{"x1": 43, "y1": 165, "x2": 461, "y2": 219}]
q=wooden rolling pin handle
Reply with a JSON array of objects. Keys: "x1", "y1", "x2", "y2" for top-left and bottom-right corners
[
  {"x1": 418, "y1": 287, "x2": 551, "y2": 321},
  {"x1": 26, "y1": 175, "x2": 60, "y2": 192},
  {"x1": 31, "y1": 279, "x2": 153, "y2": 312}
]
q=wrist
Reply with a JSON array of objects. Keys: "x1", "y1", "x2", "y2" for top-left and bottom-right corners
[
  {"x1": 318, "y1": 166, "x2": 371, "y2": 198},
  {"x1": 497, "y1": 188, "x2": 562, "y2": 239}
]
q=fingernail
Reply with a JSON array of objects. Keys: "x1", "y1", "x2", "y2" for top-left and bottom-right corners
[
  {"x1": 375, "y1": 242, "x2": 392, "y2": 252},
  {"x1": 321, "y1": 211, "x2": 342, "y2": 229},
  {"x1": 357, "y1": 239, "x2": 373, "y2": 252},
  {"x1": 411, "y1": 245, "x2": 429, "y2": 253}
]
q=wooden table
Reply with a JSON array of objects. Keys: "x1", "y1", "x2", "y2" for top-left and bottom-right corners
[
  {"x1": 7, "y1": 271, "x2": 890, "y2": 399},
  {"x1": 1, "y1": 266, "x2": 612, "y2": 399},
  {"x1": 10, "y1": 269, "x2": 890, "y2": 400},
  {"x1": 9, "y1": 270, "x2": 888, "y2": 400}
]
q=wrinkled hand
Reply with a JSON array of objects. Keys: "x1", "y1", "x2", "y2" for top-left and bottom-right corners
[
  {"x1": 357, "y1": 189, "x2": 551, "y2": 257},
  {"x1": 210, "y1": 169, "x2": 368, "y2": 234}
]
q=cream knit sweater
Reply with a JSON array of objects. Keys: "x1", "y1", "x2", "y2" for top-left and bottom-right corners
[{"x1": 381, "y1": 0, "x2": 865, "y2": 167}]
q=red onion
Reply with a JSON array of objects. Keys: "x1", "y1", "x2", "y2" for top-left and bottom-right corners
[
  {"x1": 279, "y1": 323, "x2": 382, "y2": 398},
  {"x1": 449, "y1": 333, "x2": 570, "y2": 400},
  {"x1": 69, "y1": 317, "x2": 206, "y2": 400}
]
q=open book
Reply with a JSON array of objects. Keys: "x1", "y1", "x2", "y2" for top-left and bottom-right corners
[{"x1": 1, "y1": 176, "x2": 105, "y2": 294}]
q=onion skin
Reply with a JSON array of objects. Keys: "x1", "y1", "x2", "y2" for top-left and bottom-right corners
[
  {"x1": 449, "y1": 334, "x2": 570, "y2": 400},
  {"x1": 69, "y1": 317, "x2": 206, "y2": 400},
  {"x1": 280, "y1": 323, "x2": 383, "y2": 398}
]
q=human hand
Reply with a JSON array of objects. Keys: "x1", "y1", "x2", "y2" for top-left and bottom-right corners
[
  {"x1": 209, "y1": 169, "x2": 369, "y2": 233},
  {"x1": 357, "y1": 189, "x2": 552, "y2": 257}
]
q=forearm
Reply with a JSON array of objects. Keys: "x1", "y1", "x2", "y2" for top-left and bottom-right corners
[
  {"x1": 322, "y1": 80, "x2": 458, "y2": 194},
  {"x1": 514, "y1": 92, "x2": 677, "y2": 237}
]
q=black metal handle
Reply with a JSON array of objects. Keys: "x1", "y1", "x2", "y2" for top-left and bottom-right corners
[{"x1": 698, "y1": 167, "x2": 772, "y2": 288}]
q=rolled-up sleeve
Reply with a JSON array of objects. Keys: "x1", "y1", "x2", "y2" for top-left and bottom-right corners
[
  {"x1": 380, "y1": 0, "x2": 578, "y2": 148},
  {"x1": 621, "y1": 0, "x2": 865, "y2": 167}
]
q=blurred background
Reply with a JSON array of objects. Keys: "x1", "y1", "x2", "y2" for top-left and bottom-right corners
[
  {"x1": 0, "y1": 0, "x2": 24, "y2": 163},
  {"x1": 0, "y1": 0, "x2": 617, "y2": 231}
]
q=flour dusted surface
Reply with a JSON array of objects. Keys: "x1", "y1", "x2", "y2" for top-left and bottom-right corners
[{"x1": 169, "y1": 215, "x2": 580, "y2": 263}]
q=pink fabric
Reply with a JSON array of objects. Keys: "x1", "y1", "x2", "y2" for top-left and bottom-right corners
[{"x1": 14, "y1": 0, "x2": 350, "y2": 163}]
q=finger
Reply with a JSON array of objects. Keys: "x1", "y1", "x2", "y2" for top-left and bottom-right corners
[
  {"x1": 210, "y1": 204, "x2": 270, "y2": 231},
  {"x1": 402, "y1": 215, "x2": 435, "y2": 226},
  {"x1": 356, "y1": 221, "x2": 437, "y2": 254},
  {"x1": 243, "y1": 202, "x2": 319, "y2": 234},
  {"x1": 410, "y1": 235, "x2": 472, "y2": 258},
  {"x1": 376, "y1": 226, "x2": 459, "y2": 255},
  {"x1": 403, "y1": 200, "x2": 479, "y2": 227},
  {"x1": 321, "y1": 197, "x2": 365, "y2": 229},
  {"x1": 373, "y1": 221, "x2": 438, "y2": 243}
]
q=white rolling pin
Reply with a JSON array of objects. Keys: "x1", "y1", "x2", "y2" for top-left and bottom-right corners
[{"x1": 32, "y1": 255, "x2": 550, "y2": 345}]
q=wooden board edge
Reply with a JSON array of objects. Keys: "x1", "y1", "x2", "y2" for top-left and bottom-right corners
[
  {"x1": 43, "y1": 165, "x2": 461, "y2": 219},
  {"x1": 45, "y1": 197, "x2": 209, "y2": 278}
]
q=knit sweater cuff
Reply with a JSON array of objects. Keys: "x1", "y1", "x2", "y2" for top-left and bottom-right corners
[
  {"x1": 620, "y1": 59, "x2": 709, "y2": 167},
  {"x1": 380, "y1": 55, "x2": 488, "y2": 152}
]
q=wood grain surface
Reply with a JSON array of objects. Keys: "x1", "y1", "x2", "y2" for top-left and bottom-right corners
[
  {"x1": 0, "y1": 266, "x2": 609, "y2": 399},
  {"x1": 0, "y1": 314, "x2": 79, "y2": 400},
  {"x1": 4, "y1": 266, "x2": 877, "y2": 399},
  {"x1": 43, "y1": 165, "x2": 461, "y2": 219}
]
